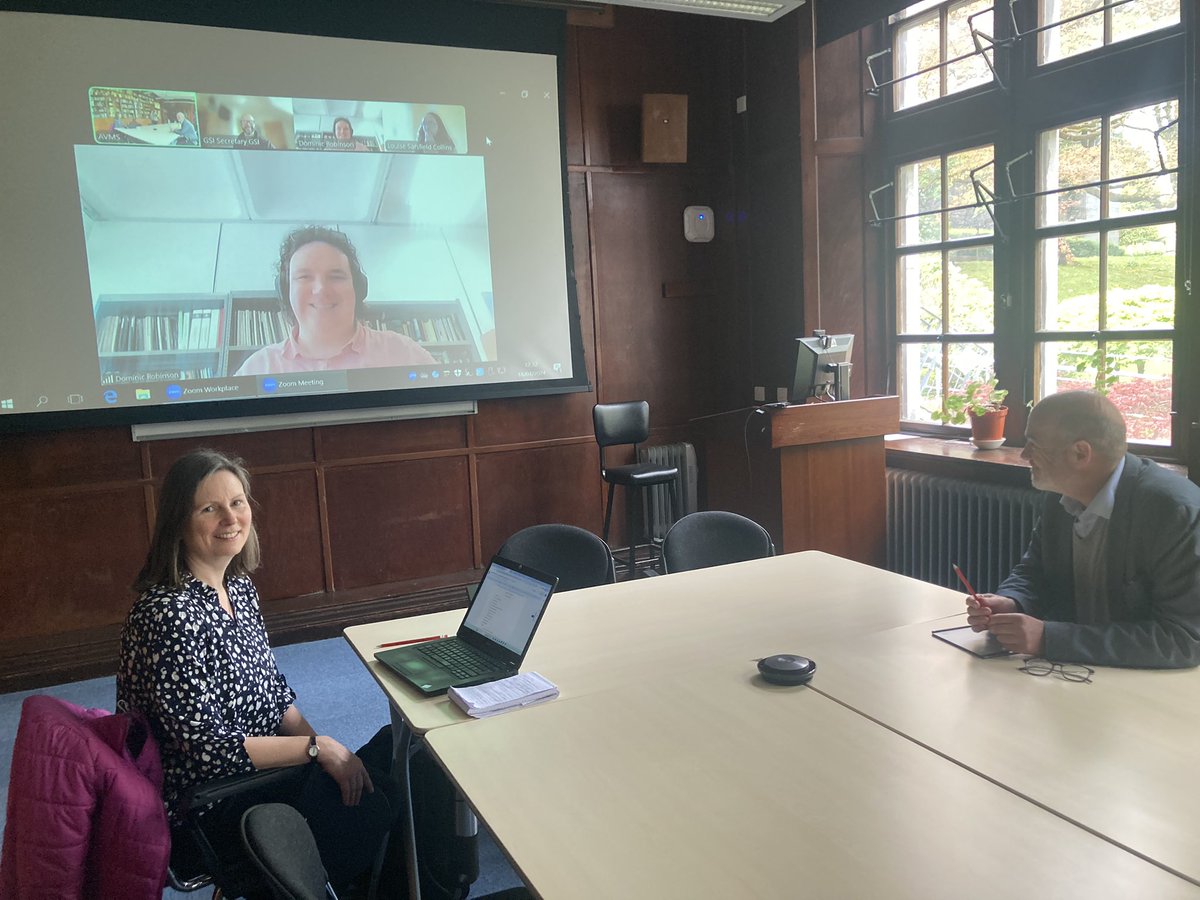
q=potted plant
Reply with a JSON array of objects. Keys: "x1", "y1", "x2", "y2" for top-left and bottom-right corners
[{"x1": 931, "y1": 378, "x2": 1009, "y2": 449}]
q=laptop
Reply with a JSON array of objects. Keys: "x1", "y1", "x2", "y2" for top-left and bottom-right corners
[{"x1": 375, "y1": 555, "x2": 558, "y2": 695}]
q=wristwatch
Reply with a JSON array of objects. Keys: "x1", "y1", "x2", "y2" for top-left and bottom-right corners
[{"x1": 307, "y1": 735, "x2": 319, "y2": 761}]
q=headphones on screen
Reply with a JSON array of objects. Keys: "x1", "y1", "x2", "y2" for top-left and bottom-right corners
[{"x1": 275, "y1": 226, "x2": 369, "y2": 325}]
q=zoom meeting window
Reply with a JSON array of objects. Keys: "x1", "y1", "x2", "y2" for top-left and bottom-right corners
[
  {"x1": 0, "y1": 13, "x2": 578, "y2": 423},
  {"x1": 883, "y1": 0, "x2": 1185, "y2": 451}
]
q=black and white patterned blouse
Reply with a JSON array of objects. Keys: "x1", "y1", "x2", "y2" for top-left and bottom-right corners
[{"x1": 117, "y1": 574, "x2": 296, "y2": 822}]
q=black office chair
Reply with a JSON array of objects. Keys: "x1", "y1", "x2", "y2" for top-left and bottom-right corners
[
  {"x1": 498, "y1": 524, "x2": 616, "y2": 592},
  {"x1": 169, "y1": 765, "x2": 315, "y2": 897},
  {"x1": 661, "y1": 511, "x2": 776, "y2": 574},
  {"x1": 593, "y1": 401, "x2": 680, "y2": 579},
  {"x1": 240, "y1": 803, "x2": 339, "y2": 900}
]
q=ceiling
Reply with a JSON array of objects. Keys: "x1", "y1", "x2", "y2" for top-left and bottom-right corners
[
  {"x1": 482, "y1": 0, "x2": 806, "y2": 23},
  {"x1": 480, "y1": 0, "x2": 911, "y2": 41}
]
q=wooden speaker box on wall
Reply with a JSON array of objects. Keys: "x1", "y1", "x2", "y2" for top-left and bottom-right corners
[{"x1": 641, "y1": 93, "x2": 687, "y2": 164}]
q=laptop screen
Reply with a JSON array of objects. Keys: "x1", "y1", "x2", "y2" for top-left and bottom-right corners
[{"x1": 462, "y1": 559, "x2": 555, "y2": 655}]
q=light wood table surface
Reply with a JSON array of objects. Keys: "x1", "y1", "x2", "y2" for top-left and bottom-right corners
[
  {"x1": 347, "y1": 551, "x2": 1200, "y2": 897},
  {"x1": 343, "y1": 551, "x2": 965, "y2": 733},
  {"x1": 426, "y1": 663, "x2": 1200, "y2": 899},
  {"x1": 803, "y1": 615, "x2": 1200, "y2": 885},
  {"x1": 116, "y1": 123, "x2": 186, "y2": 146}
]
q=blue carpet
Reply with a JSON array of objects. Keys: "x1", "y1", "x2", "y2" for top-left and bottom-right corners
[{"x1": 0, "y1": 636, "x2": 523, "y2": 898}]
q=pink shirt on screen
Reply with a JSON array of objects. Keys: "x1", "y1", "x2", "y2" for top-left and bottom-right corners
[{"x1": 235, "y1": 324, "x2": 437, "y2": 376}]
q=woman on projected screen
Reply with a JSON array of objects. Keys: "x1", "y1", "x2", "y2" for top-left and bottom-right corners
[
  {"x1": 332, "y1": 116, "x2": 372, "y2": 152},
  {"x1": 235, "y1": 226, "x2": 437, "y2": 376},
  {"x1": 417, "y1": 111, "x2": 456, "y2": 153}
]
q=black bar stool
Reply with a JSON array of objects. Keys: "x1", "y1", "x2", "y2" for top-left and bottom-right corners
[{"x1": 592, "y1": 401, "x2": 680, "y2": 579}]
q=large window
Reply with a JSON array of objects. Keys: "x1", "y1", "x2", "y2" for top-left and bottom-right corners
[
  {"x1": 1039, "y1": 0, "x2": 1179, "y2": 65},
  {"x1": 1034, "y1": 100, "x2": 1178, "y2": 442},
  {"x1": 884, "y1": 0, "x2": 1186, "y2": 451},
  {"x1": 892, "y1": 0, "x2": 994, "y2": 111},
  {"x1": 895, "y1": 145, "x2": 996, "y2": 421}
]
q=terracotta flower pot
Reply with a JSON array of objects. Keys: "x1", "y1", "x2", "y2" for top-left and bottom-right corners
[{"x1": 968, "y1": 406, "x2": 1008, "y2": 449}]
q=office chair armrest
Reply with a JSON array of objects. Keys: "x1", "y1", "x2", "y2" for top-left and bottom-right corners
[
  {"x1": 171, "y1": 765, "x2": 312, "y2": 897},
  {"x1": 180, "y1": 764, "x2": 311, "y2": 815}
]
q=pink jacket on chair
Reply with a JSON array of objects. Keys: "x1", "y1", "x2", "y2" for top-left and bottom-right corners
[{"x1": 0, "y1": 695, "x2": 170, "y2": 900}]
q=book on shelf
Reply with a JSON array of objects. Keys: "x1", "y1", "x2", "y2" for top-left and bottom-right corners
[
  {"x1": 234, "y1": 307, "x2": 288, "y2": 346},
  {"x1": 387, "y1": 314, "x2": 467, "y2": 345},
  {"x1": 98, "y1": 308, "x2": 221, "y2": 353}
]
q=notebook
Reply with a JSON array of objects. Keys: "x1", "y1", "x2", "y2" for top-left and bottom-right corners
[
  {"x1": 375, "y1": 555, "x2": 558, "y2": 695},
  {"x1": 931, "y1": 625, "x2": 1013, "y2": 659}
]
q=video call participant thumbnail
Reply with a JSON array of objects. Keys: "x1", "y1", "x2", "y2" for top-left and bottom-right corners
[
  {"x1": 236, "y1": 227, "x2": 437, "y2": 376},
  {"x1": 238, "y1": 113, "x2": 273, "y2": 149},
  {"x1": 417, "y1": 111, "x2": 456, "y2": 153},
  {"x1": 332, "y1": 117, "x2": 372, "y2": 152},
  {"x1": 172, "y1": 111, "x2": 198, "y2": 145}
]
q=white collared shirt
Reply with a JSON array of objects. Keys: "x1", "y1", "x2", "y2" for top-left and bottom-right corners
[{"x1": 1061, "y1": 456, "x2": 1125, "y2": 539}]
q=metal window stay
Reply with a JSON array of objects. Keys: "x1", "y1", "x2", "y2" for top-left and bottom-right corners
[
  {"x1": 1004, "y1": 115, "x2": 1179, "y2": 205},
  {"x1": 969, "y1": 159, "x2": 1005, "y2": 240},
  {"x1": 868, "y1": 174, "x2": 999, "y2": 231},
  {"x1": 868, "y1": 0, "x2": 1159, "y2": 98},
  {"x1": 868, "y1": 162, "x2": 1178, "y2": 229},
  {"x1": 1004, "y1": 0, "x2": 1147, "y2": 47},
  {"x1": 866, "y1": 7, "x2": 998, "y2": 97},
  {"x1": 967, "y1": 8, "x2": 1006, "y2": 90},
  {"x1": 868, "y1": 117, "x2": 1178, "y2": 231}
]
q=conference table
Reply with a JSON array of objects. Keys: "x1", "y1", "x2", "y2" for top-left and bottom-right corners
[
  {"x1": 115, "y1": 123, "x2": 186, "y2": 146},
  {"x1": 344, "y1": 551, "x2": 1200, "y2": 898}
]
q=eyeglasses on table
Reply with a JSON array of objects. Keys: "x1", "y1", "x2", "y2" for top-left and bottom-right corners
[{"x1": 1019, "y1": 658, "x2": 1094, "y2": 683}]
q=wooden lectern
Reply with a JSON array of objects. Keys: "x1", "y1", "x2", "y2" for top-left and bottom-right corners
[{"x1": 696, "y1": 397, "x2": 899, "y2": 566}]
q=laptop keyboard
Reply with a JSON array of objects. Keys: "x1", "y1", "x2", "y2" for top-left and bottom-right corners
[{"x1": 417, "y1": 640, "x2": 497, "y2": 678}]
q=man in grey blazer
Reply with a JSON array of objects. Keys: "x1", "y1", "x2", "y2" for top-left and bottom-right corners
[{"x1": 966, "y1": 390, "x2": 1200, "y2": 668}]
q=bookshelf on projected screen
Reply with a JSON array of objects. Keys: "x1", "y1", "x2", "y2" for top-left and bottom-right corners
[
  {"x1": 95, "y1": 294, "x2": 225, "y2": 383},
  {"x1": 97, "y1": 293, "x2": 483, "y2": 381}
]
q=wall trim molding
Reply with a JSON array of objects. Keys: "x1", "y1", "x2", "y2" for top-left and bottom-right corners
[{"x1": 0, "y1": 575, "x2": 477, "y2": 694}]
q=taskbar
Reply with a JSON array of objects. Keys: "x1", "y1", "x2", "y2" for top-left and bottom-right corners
[{"x1": 0, "y1": 360, "x2": 569, "y2": 415}]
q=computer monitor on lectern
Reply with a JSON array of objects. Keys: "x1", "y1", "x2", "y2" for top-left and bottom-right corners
[{"x1": 792, "y1": 331, "x2": 854, "y2": 403}]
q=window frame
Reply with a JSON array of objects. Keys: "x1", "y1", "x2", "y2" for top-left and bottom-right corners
[
  {"x1": 892, "y1": 142, "x2": 1000, "y2": 424},
  {"x1": 890, "y1": 0, "x2": 998, "y2": 112},
  {"x1": 880, "y1": 0, "x2": 1189, "y2": 458}
]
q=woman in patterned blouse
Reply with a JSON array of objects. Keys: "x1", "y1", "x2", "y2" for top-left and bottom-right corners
[{"x1": 118, "y1": 449, "x2": 399, "y2": 890}]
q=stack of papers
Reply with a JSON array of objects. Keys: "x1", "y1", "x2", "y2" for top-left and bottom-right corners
[{"x1": 448, "y1": 672, "x2": 560, "y2": 718}]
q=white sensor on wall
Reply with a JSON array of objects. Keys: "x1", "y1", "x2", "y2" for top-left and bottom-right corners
[{"x1": 684, "y1": 205, "x2": 715, "y2": 243}]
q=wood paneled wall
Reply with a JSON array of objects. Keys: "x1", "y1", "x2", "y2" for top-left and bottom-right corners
[
  {"x1": 798, "y1": 10, "x2": 887, "y2": 397},
  {"x1": 0, "y1": 7, "x2": 744, "y2": 690},
  {"x1": 732, "y1": 7, "x2": 885, "y2": 399}
]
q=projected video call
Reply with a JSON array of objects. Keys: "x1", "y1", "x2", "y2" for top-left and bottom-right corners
[
  {"x1": 78, "y1": 141, "x2": 496, "y2": 385},
  {"x1": 91, "y1": 88, "x2": 469, "y2": 157},
  {"x1": 0, "y1": 11, "x2": 575, "y2": 423}
]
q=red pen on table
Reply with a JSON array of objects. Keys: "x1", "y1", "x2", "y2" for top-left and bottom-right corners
[
  {"x1": 953, "y1": 563, "x2": 981, "y2": 603},
  {"x1": 376, "y1": 634, "x2": 447, "y2": 649}
]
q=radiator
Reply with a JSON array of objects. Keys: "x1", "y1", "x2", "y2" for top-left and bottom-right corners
[
  {"x1": 638, "y1": 442, "x2": 698, "y2": 540},
  {"x1": 886, "y1": 468, "x2": 1042, "y2": 592}
]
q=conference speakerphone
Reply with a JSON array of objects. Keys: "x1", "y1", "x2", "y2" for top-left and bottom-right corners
[{"x1": 757, "y1": 654, "x2": 817, "y2": 685}]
